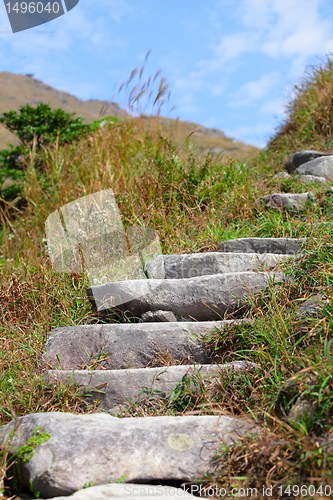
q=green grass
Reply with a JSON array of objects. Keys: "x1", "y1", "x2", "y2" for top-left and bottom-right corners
[{"x1": 2, "y1": 57, "x2": 333, "y2": 498}]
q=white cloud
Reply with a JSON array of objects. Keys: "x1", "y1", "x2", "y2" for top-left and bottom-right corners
[
  {"x1": 209, "y1": 0, "x2": 333, "y2": 76},
  {"x1": 259, "y1": 97, "x2": 286, "y2": 116},
  {"x1": 230, "y1": 72, "x2": 279, "y2": 107},
  {"x1": 209, "y1": 32, "x2": 259, "y2": 69}
]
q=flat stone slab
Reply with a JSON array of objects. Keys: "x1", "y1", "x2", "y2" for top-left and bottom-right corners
[
  {"x1": 0, "y1": 412, "x2": 259, "y2": 498},
  {"x1": 145, "y1": 251, "x2": 291, "y2": 279},
  {"x1": 217, "y1": 237, "x2": 306, "y2": 254},
  {"x1": 294, "y1": 156, "x2": 333, "y2": 181},
  {"x1": 256, "y1": 192, "x2": 315, "y2": 212},
  {"x1": 287, "y1": 150, "x2": 333, "y2": 173},
  {"x1": 87, "y1": 271, "x2": 285, "y2": 320},
  {"x1": 44, "y1": 361, "x2": 256, "y2": 413},
  {"x1": 53, "y1": 483, "x2": 196, "y2": 499},
  {"x1": 41, "y1": 320, "x2": 246, "y2": 370},
  {"x1": 296, "y1": 174, "x2": 327, "y2": 185}
]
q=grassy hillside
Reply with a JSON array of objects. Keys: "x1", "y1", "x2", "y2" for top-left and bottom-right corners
[
  {"x1": 0, "y1": 72, "x2": 258, "y2": 163},
  {"x1": 266, "y1": 58, "x2": 333, "y2": 169},
  {"x1": 0, "y1": 72, "x2": 126, "y2": 149},
  {"x1": 140, "y1": 115, "x2": 258, "y2": 163},
  {"x1": 1, "y1": 58, "x2": 333, "y2": 498}
]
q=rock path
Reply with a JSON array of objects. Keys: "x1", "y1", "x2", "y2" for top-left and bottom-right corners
[
  {"x1": 2, "y1": 151, "x2": 327, "y2": 499},
  {"x1": 283, "y1": 149, "x2": 333, "y2": 185},
  {"x1": 41, "y1": 320, "x2": 247, "y2": 370}
]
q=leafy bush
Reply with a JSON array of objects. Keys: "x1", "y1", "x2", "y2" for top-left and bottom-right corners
[
  {"x1": 0, "y1": 103, "x2": 92, "y2": 205},
  {"x1": 0, "y1": 145, "x2": 26, "y2": 171},
  {"x1": 0, "y1": 103, "x2": 91, "y2": 149}
]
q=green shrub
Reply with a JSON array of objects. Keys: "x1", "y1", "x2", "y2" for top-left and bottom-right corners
[
  {"x1": 0, "y1": 103, "x2": 91, "y2": 149},
  {"x1": 0, "y1": 104, "x2": 91, "y2": 206}
]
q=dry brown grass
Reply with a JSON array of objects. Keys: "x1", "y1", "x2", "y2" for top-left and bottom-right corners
[
  {"x1": 2, "y1": 57, "x2": 333, "y2": 498},
  {"x1": 267, "y1": 56, "x2": 333, "y2": 171}
]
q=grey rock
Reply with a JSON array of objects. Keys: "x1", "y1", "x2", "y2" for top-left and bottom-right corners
[
  {"x1": 256, "y1": 192, "x2": 315, "y2": 212},
  {"x1": 140, "y1": 309, "x2": 179, "y2": 322},
  {"x1": 295, "y1": 174, "x2": 327, "y2": 185},
  {"x1": 44, "y1": 361, "x2": 257, "y2": 413},
  {"x1": 217, "y1": 237, "x2": 306, "y2": 255},
  {"x1": 201, "y1": 126, "x2": 225, "y2": 137},
  {"x1": 87, "y1": 271, "x2": 285, "y2": 320},
  {"x1": 41, "y1": 321, "x2": 245, "y2": 370},
  {"x1": 273, "y1": 172, "x2": 290, "y2": 180},
  {"x1": 146, "y1": 252, "x2": 292, "y2": 280},
  {"x1": 0, "y1": 412, "x2": 259, "y2": 498},
  {"x1": 280, "y1": 379, "x2": 299, "y2": 403},
  {"x1": 210, "y1": 147, "x2": 224, "y2": 155},
  {"x1": 53, "y1": 483, "x2": 196, "y2": 499},
  {"x1": 296, "y1": 294, "x2": 326, "y2": 319},
  {"x1": 144, "y1": 254, "x2": 165, "y2": 279},
  {"x1": 288, "y1": 399, "x2": 315, "y2": 425},
  {"x1": 294, "y1": 156, "x2": 333, "y2": 181},
  {"x1": 287, "y1": 150, "x2": 333, "y2": 173}
]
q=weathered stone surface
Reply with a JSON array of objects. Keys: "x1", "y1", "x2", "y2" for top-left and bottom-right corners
[
  {"x1": 217, "y1": 237, "x2": 306, "y2": 255},
  {"x1": 296, "y1": 174, "x2": 327, "y2": 185},
  {"x1": 53, "y1": 483, "x2": 196, "y2": 499},
  {"x1": 296, "y1": 294, "x2": 326, "y2": 319},
  {"x1": 146, "y1": 252, "x2": 292, "y2": 280},
  {"x1": 273, "y1": 171, "x2": 290, "y2": 180},
  {"x1": 287, "y1": 150, "x2": 333, "y2": 173},
  {"x1": 288, "y1": 399, "x2": 315, "y2": 425},
  {"x1": 41, "y1": 321, "x2": 245, "y2": 370},
  {"x1": 294, "y1": 156, "x2": 333, "y2": 181},
  {"x1": 256, "y1": 192, "x2": 315, "y2": 212},
  {"x1": 140, "y1": 309, "x2": 178, "y2": 322},
  {"x1": 0, "y1": 412, "x2": 259, "y2": 498},
  {"x1": 44, "y1": 361, "x2": 257, "y2": 413},
  {"x1": 87, "y1": 271, "x2": 285, "y2": 320}
]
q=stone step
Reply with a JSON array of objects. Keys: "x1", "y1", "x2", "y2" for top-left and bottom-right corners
[
  {"x1": 256, "y1": 192, "x2": 315, "y2": 212},
  {"x1": 41, "y1": 320, "x2": 247, "y2": 371},
  {"x1": 53, "y1": 483, "x2": 196, "y2": 499},
  {"x1": 294, "y1": 155, "x2": 333, "y2": 181},
  {"x1": 287, "y1": 150, "x2": 333, "y2": 173},
  {"x1": 0, "y1": 412, "x2": 259, "y2": 499},
  {"x1": 44, "y1": 361, "x2": 256, "y2": 414},
  {"x1": 217, "y1": 237, "x2": 306, "y2": 254},
  {"x1": 87, "y1": 271, "x2": 285, "y2": 321},
  {"x1": 145, "y1": 251, "x2": 291, "y2": 279}
]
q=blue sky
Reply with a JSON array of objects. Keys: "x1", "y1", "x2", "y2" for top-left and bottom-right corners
[{"x1": 1, "y1": 0, "x2": 333, "y2": 148}]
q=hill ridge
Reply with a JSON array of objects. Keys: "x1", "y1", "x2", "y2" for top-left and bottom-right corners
[{"x1": 0, "y1": 71, "x2": 258, "y2": 161}]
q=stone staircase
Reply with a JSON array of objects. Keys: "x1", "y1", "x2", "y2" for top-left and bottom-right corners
[
  {"x1": 1, "y1": 149, "x2": 332, "y2": 499},
  {"x1": 2, "y1": 239, "x2": 303, "y2": 499}
]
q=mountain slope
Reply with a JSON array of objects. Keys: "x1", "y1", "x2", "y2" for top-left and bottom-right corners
[
  {"x1": 0, "y1": 72, "x2": 126, "y2": 149},
  {"x1": 0, "y1": 72, "x2": 258, "y2": 161}
]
